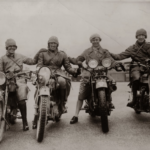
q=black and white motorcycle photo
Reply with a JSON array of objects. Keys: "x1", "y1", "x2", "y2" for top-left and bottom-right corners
[{"x1": 0, "y1": 1, "x2": 150, "y2": 150}]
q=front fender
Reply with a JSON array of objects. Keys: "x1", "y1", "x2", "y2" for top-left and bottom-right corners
[
  {"x1": 39, "y1": 86, "x2": 50, "y2": 96},
  {"x1": 96, "y1": 79, "x2": 107, "y2": 89}
]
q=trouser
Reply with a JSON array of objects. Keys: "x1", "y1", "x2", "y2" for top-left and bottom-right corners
[
  {"x1": 18, "y1": 100, "x2": 28, "y2": 130},
  {"x1": 130, "y1": 70, "x2": 141, "y2": 102},
  {"x1": 34, "y1": 76, "x2": 71, "y2": 114},
  {"x1": 16, "y1": 78, "x2": 29, "y2": 101}
]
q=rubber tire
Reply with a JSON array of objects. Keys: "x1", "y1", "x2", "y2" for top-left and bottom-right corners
[
  {"x1": 0, "y1": 102, "x2": 5, "y2": 142},
  {"x1": 135, "y1": 110, "x2": 141, "y2": 114},
  {"x1": 55, "y1": 114, "x2": 62, "y2": 122},
  {"x1": 98, "y1": 88, "x2": 109, "y2": 133},
  {"x1": 36, "y1": 96, "x2": 48, "y2": 142}
]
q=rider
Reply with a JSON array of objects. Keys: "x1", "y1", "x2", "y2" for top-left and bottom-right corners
[
  {"x1": 70, "y1": 34, "x2": 119, "y2": 124},
  {"x1": 0, "y1": 38, "x2": 37, "y2": 131},
  {"x1": 32, "y1": 36, "x2": 79, "y2": 128},
  {"x1": 110, "y1": 29, "x2": 150, "y2": 107}
]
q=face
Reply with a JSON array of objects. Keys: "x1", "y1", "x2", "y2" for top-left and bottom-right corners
[
  {"x1": 48, "y1": 42, "x2": 58, "y2": 51},
  {"x1": 137, "y1": 35, "x2": 146, "y2": 43},
  {"x1": 91, "y1": 37, "x2": 100, "y2": 47},
  {"x1": 7, "y1": 45, "x2": 17, "y2": 54}
]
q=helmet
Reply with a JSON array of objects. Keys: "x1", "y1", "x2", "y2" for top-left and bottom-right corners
[
  {"x1": 48, "y1": 36, "x2": 59, "y2": 45},
  {"x1": 5, "y1": 39, "x2": 17, "y2": 49},
  {"x1": 90, "y1": 34, "x2": 102, "y2": 42},
  {"x1": 136, "y1": 29, "x2": 147, "y2": 38}
]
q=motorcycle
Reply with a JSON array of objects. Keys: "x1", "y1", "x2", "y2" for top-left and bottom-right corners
[
  {"x1": 79, "y1": 58, "x2": 125, "y2": 133},
  {"x1": 0, "y1": 71, "x2": 31, "y2": 142},
  {"x1": 125, "y1": 60, "x2": 150, "y2": 114},
  {"x1": 32, "y1": 66, "x2": 71, "y2": 142}
]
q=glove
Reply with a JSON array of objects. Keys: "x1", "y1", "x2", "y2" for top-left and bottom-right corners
[
  {"x1": 73, "y1": 68, "x2": 81, "y2": 78},
  {"x1": 77, "y1": 61, "x2": 87, "y2": 68},
  {"x1": 145, "y1": 59, "x2": 150, "y2": 65},
  {"x1": 115, "y1": 63, "x2": 126, "y2": 72}
]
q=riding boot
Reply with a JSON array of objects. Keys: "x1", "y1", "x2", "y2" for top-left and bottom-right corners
[
  {"x1": 127, "y1": 80, "x2": 139, "y2": 107},
  {"x1": 108, "y1": 82, "x2": 116, "y2": 109},
  {"x1": 60, "y1": 89, "x2": 67, "y2": 113},
  {"x1": 32, "y1": 114, "x2": 38, "y2": 129},
  {"x1": 18, "y1": 101, "x2": 29, "y2": 131},
  {"x1": 109, "y1": 95, "x2": 115, "y2": 109}
]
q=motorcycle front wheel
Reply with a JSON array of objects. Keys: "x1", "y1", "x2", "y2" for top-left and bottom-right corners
[
  {"x1": 0, "y1": 101, "x2": 5, "y2": 142},
  {"x1": 36, "y1": 95, "x2": 48, "y2": 142},
  {"x1": 98, "y1": 88, "x2": 109, "y2": 133}
]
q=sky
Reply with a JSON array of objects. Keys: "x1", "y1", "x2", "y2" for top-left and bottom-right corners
[{"x1": 0, "y1": 0, "x2": 150, "y2": 61}]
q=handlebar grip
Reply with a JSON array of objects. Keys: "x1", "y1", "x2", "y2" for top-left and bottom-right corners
[
  {"x1": 115, "y1": 67, "x2": 122, "y2": 72},
  {"x1": 77, "y1": 61, "x2": 83, "y2": 68}
]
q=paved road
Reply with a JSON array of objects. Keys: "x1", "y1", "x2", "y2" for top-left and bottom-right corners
[{"x1": 1, "y1": 82, "x2": 150, "y2": 150}]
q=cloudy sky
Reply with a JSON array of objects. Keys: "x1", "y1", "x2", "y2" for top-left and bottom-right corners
[{"x1": 0, "y1": 0, "x2": 150, "y2": 60}]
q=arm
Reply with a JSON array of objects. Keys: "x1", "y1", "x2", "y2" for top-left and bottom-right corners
[
  {"x1": 62, "y1": 53, "x2": 76, "y2": 75},
  {"x1": 68, "y1": 57, "x2": 78, "y2": 65},
  {"x1": 36, "y1": 53, "x2": 44, "y2": 68},
  {"x1": 110, "y1": 46, "x2": 132, "y2": 60},
  {"x1": 33, "y1": 48, "x2": 47, "y2": 64},
  {"x1": 22, "y1": 54, "x2": 37, "y2": 65},
  {"x1": 146, "y1": 43, "x2": 150, "y2": 57},
  {"x1": 104, "y1": 50, "x2": 117, "y2": 68},
  {"x1": 76, "y1": 50, "x2": 86, "y2": 63},
  {"x1": 0, "y1": 57, "x2": 4, "y2": 72},
  {"x1": 23, "y1": 48, "x2": 48, "y2": 65}
]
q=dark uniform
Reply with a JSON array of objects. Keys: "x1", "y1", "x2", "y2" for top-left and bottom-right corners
[
  {"x1": 36, "y1": 48, "x2": 77, "y2": 108},
  {"x1": 111, "y1": 41, "x2": 150, "y2": 106},
  {"x1": 37, "y1": 49, "x2": 76, "y2": 78},
  {"x1": 111, "y1": 41, "x2": 150, "y2": 81}
]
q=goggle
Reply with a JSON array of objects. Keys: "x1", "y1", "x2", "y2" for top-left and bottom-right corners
[{"x1": 7, "y1": 45, "x2": 17, "y2": 48}]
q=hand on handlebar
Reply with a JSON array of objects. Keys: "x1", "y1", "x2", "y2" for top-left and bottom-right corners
[
  {"x1": 115, "y1": 63, "x2": 126, "y2": 72},
  {"x1": 73, "y1": 68, "x2": 81, "y2": 78},
  {"x1": 77, "y1": 61, "x2": 87, "y2": 69},
  {"x1": 145, "y1": 59, "x2": 150, "y2": 65}
]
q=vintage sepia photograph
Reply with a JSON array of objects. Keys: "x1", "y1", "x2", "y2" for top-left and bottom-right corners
[{"x1": 0, "y1": 0, "x2": 150, "y2": 150}]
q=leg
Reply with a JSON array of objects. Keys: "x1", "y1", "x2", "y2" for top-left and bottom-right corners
[
  {"x1": 127, "y1": 70, "x2": 140, "y2": 107},
  {"x1": 75, "y1": 100, "x2": 83, "y2": 117},
  {"x1": 107, "y1": 73, "x2": 116, "y2": 109},
  {"x1": 16, "y1": 78, "x2": 29, "y2": 131},
  {"x1": 70, "y1": 78, "x2": 90, "y2": 124},
  {"x1": 57, "y1": 77, "x2": 68, "y2": 113},
  {"x1": 32, "y1": 87, "x2": 38, "y2": 129},
  {"x1": 18, "y1": 100, "x2": 29, "y2": 131}
]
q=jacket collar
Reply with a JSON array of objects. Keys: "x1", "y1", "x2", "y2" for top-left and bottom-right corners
[
  {"x1": 135, "y1": 40, "x2": 146, "y2": 47},
  {"x1": 6, "y1": 51, "x2": 15, "y2": 58},
  {"x1": 89, "y1": 45, "x2": 104, "y2": 54},
  {"x1": 48, "y1": 48, "x2": 58, "y2": 54}
]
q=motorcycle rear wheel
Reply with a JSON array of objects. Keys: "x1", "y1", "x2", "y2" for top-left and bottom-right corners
[
  {"x1": 135, "y1": 109, "x2": 141, "y2": 114},
  {"x1": 0, "y1": 102, "x2": 5, "y2": 142},
  {"x1": 98, "y1": 88, "x2": 109, "y2": 133},
  {"x1": 36, "y1": 95, "x2": 48, "y2": 142}
]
